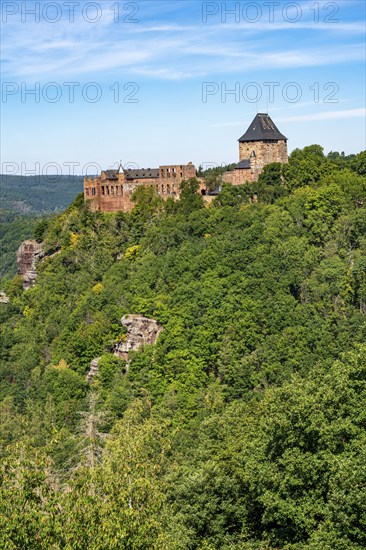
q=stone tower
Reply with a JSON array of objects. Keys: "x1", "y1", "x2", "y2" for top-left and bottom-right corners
[
  {"x1": 221, "y1": 113, "x2": 288, "y2": 186},
  {"x1": 238, "y1": 113, "x2": 288, "y2": 180}
]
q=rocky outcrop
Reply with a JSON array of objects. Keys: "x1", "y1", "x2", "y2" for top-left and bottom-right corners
[
  {"x1": 114, "y1": 315, "x2": 163, "y2": 361},
  {"x1": 17, "y1": 240, "x2": 44, "y2": 290},
  {"x1": 0, "y1": 291, "x2": 9, "y2": 304},
  {"x1": 86, "y1": 357, "x2": 101, "y2": 383}
]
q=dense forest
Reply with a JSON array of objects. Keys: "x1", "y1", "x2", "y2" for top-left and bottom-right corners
[{"x1": 1, "y1": 146, "x2": 366, "y2": 549}]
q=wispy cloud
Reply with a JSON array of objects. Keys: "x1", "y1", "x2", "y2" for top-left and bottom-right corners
[
  {"x1": 208, "y1": 105, "x2": 363, "y2": 129},
  {"x1": 1, "y1": 0, "x2": 364, "y2": 81},
  {"x1": 2, "y1": 0, "x2": 365, "y2": 164},
  {"x1": 277, "y1": 108, "x2": 366, "y2": 122},
  {"x1": 132, "y1": 67, "x2": 205, "y2": 80}
]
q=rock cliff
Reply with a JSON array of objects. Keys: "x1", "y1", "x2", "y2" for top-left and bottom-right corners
[
  {"x1": 17, "y1": 240, "x2": 44, "y2": 290},
  {"x1": 0, "y1": 291, "x2": 9, "y2": 304},
  {"x1": 114, "y1": 315, "x2": 163, "y2": 361},
  {"x1": 86, "y1": 357, "x2": 101, "y2": 383}
]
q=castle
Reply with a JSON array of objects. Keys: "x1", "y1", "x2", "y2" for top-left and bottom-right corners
[{"x1": 84, "y1": 113, "x2": 288, "y2": 212}]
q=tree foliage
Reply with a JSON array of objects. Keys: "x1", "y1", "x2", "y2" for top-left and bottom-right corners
[{"x1": 1, "y1": 148, "x2": 366, "y2": 548}]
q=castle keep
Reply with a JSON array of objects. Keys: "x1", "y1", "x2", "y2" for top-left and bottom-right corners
[
  {"x1": 84, "y1": 114, "x2": 288, "y2": 212},
  {"x1": 222, "y1": 113, "x2": 288, "y2": 185}
]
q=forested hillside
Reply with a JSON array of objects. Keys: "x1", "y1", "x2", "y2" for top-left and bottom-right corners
[
  {"x1": 1, "y1": 146, "x2": 366, "y2": 549},
  {"x1": 0, "y1": 174, "x2": 83, "y2": 280},
  {"x1": 0, "y1": 175, "x2": 84, "y2": 214}
]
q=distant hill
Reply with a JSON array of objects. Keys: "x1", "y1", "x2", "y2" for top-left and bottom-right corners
[{"x1": 0, "y1": 175, "x2": 84, "y2": 214}]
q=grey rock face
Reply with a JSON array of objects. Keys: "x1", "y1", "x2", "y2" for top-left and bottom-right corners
[
  {"x1": 86, "y1": 357, "x2": 101, "y2": 383},
  {"x1": 114, "y1": 315, "x2": 163, "y2": 361},
  {"x1": 17, "y1": 240, "x2": 44, "y2": 290},
  {"x1": 0, "y1": 292, "x2": 9, "y2": 304}
]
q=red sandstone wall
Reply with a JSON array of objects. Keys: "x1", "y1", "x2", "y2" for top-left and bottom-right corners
[
  {"x1": 158, "y1": 163, "x2": 196, "y2": 198},
  {"x1": 222, "y1": 168, "x2": 255, "y2": 185},
  {"x1": 85, "y1": 177, "x2": 162, "y2": 212},
  {"x1": 84, "y1": 177, "x2": 100, "y2": 211},
  {"x1": 84, "y1": 163, "x2": 196, "y2": 212}
]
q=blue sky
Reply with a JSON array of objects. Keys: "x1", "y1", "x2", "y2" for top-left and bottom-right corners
[{"x1": 1, "y1": 0, "x2": 365, "y2": 175}]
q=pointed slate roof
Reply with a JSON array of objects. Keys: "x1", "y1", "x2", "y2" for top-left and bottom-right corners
[{"x1": 238, "y1": 113, "x2": 287, "y2": 142}]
